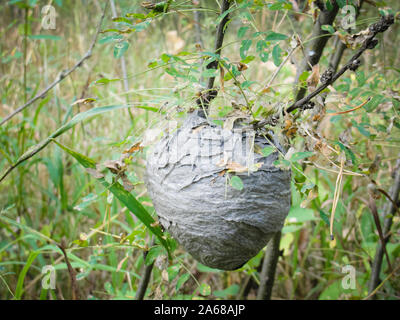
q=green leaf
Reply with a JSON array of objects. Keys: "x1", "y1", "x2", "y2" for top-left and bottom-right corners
[
  {"x1": 166, "y1": 265, "x2": 180, "y2": 282},
  {"x1": 0, "y1": 104, "x2": 134, "y2": 182},
  {"x1": 240, "y1": 40, "x2": 252, "y2": 60},
  {"x1": 15, "y1": 251, "x2": 39, "y2": 299},
  {"x1": 336, "y1": 142, "x2": 357, "y2": 165},
  {"x1": 364, "y1": 94, "x2": 384, "y2": 112},
  {"x1": 161, "y1": 53, "x2": 171, "y2": 63},
  {"x1": 135, "y1": 105, "x2": 159, "y2": 112},
  {"x1": 99, "y1": 34, "x2": 123, "y2": 44},
  {"x1": 319, "y1": 277, "x2": 367, "y2": 299},
  {"x1": 321, "y1": 24, "x2": 335, "y2": 34},
  {"x1": 299, "y1": 70, "x2": 310, "y2": 83},
  {"x1": 317, "y1": 208, "x2": 330, "y2": 226},
  {"x1": 356, "y1": 71, "x2": 366, "y2": 87},
  {"x1": 242, "y1": 80, "x2": 256, "y2": 89},
  {"x1": 147, "y1": 61, "x2": 158, "y2": 68},
  {"x1": 262, "y1": 146, "x2": 275, "y2": 157},
  {"x1": 265, "y1": 32, "x2": 288, "y2": 41},
  {"x1": 336, "y1": 0, "x2": 347, "y2": 8},
  {"x1": 112, "y1": 17, "x2": 133, "y2": 25},
  {"x1": 272, "y1": 44, "x2": 282, "y2": 67},
  {"x1": 287, "y1": 206, "x2": 316, "y2": 223},
  {"x1": 51, "y1": 140, "x2": 171, "y2": 256},
  {"x1": 223, "y1": 72, "x2": 233, "y2": 81},
  {"x1": 213, "y1": 284, "x2": 239, "y2": 298},
  {"x1": 198, "y1": 283, "x2": 211, "y2": 296},
  {"x1": 114, "y1": 41, "x2": 130, "y2": 59},
  {"x1": 28, "y1": 35, "x2": 62, "y2": 41},
  {"x1": 260, "y1": 51, "x2": 269, "y2": 62},
  {"x1": 237, "y1": 26, "x2": 249, "y2": 38},
  {"x1": 73, "y1": 193, "x2": 98, "y2": 211},
  {"x1": 352, "y1": 121, "x2": 371, "y2": 137},
  {"x1": 176, "y1": 273, "x2": 190, "y2": 291},
  {"x1": 230, "y1": 176, "x2": 244, "y2": 190},
  {"x1": 132, "y1": 21, "x2": 151, "y2": 32},
  {"x1": 93, "y1": 78, "x2": 120, "y2": 85},
  {"x1": 325, "y1": 0, "x2": 334, "y2": 11},
  {"x1": 241, "y1": 55, "x2": 255, "y2": 64},
  {"x1": 268, "y1": 2, "x2": 286, "y2": 10},
  {"x1": 290, "y1": 151, "x2": 314, "y2": 162},
  {"x1": 196, "y1": 263, "x2": 222, "y2": 273},
  {"x1": 256, "y1": 40, "x2": 267, "y2": 52},
  {"x1": 256, "y1": 40, "x2": 269, "y2": 62},
  {"x1": 145, "y1": 245, "x2": 166, "y2": 265}
]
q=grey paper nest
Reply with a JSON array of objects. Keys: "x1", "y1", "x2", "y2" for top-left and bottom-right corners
[{"x1": 146, "y1": 111, "x2": 291, "y2": 270}]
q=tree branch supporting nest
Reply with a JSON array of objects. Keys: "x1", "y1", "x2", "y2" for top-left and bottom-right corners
[
  {"x1": 256, "y1": 231, "x2": 282, "y2": 300},
  {"x1": 294, "y1": 0, "x2": 339, "y2": 101},
  {"x1": 135, "y1": 239, "x2": 155, "y2": 300},
  {"x1": 196, "y1": 0, "x2": 230, "y2": 111}
]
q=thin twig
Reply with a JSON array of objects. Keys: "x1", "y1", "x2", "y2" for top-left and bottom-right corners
[
  {"x1": 367, "y1": 192, "x2": 393, "y2": 272},
  {"x1": 365, "y1": 263, "x2": 400, "y2": 300},
  {"x1": 263, "y1": 43, "x2": 299, "y2": 91},
  {"x1": 330, "y1": 153, "x2": 345, "y2": 240},
  {"x1": 326, "y1": 97, "x2": 371, "y2": 116},
  {"x1": 57, "y1": 241, "x2": 80, "y2": 300},
  {"x1": 0, "y1": 3, "x2": 108, "y2": 126},
  {"x1": 368, "y1": 155, "x2": 400, "y2": 298}
]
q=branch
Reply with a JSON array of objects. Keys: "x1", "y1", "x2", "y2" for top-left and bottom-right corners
[
  {"x1": 135, "y1": 262, "x2": 154, "y2": 300},
  {"x1": 293, "y1": 0, "x2": 339, "y2": 101},
  {"x1": 58, "y1": 241, "x2": 80, "y2": 300},
  {"x1": 135, "y1": 239, "x2": 155, "y2": 300},
  {"x1": 328, "y1": 0, "x2": 365, "y2": 73},
  {"x1": 286, "y1": 13, "x2": 394, "y2": 114},
  {"x1": 256, "y1": 231, "x2": 282, "y2": 300},
  {"x1": 0, "y1": 3, "x2": 108, "y2": 126},
  {"x1": 196, "y1": 0, "x2": 231, "y2": 110},
  {"x1": 368, "y1": 155, "x2": 400, "y2": 299}
]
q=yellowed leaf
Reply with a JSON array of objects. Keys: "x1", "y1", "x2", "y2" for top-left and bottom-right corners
[
  {"x1": 123, "y1": 142, "x2": 144, "y2": 154},
  {"x1": 71, "y1": 98, "x2": 96, "y2": 106},
  {"x1": 116, "y1": 255, "x2": 129, "y2": 272},
  {"x1": 307, "y1": 64, "x2": 320, "y2": 90}
]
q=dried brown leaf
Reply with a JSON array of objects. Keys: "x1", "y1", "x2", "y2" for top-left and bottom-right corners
[
  {"x1": 123, "y1": 142, "x2": 144, "y2": 154},
  {"x1": 85, "y1": 167, "x2": 104, "y2": 179}
]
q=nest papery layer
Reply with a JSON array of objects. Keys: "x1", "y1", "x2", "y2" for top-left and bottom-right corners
[{"x1": 146, "y1": 111, "x2": 291, "y2": 270}]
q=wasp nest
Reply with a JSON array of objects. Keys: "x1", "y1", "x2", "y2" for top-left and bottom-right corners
[{"x1": 146, "y1": 111, "x2": 291, "y2": 270}]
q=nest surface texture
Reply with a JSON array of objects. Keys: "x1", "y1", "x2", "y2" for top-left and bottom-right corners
[{"x1": 146, "y1": 111, "x2": 291, "y2": 270}]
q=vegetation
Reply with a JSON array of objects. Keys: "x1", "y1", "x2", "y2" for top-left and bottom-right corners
[{"x1": 0, "y1": 0, "x2": 399, "y2": 300}]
